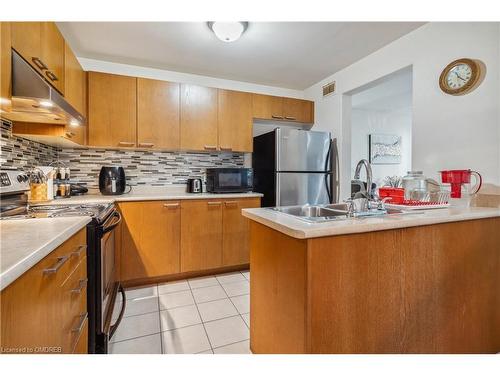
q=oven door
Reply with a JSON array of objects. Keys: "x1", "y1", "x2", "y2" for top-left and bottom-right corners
[{"x1": 100, "y1": 211, "x2": 126, "y2": 340}]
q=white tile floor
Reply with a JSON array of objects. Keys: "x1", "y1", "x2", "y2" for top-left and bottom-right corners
[{"x1": 109, "y1": 270, "x2": 251, "y2": 354}]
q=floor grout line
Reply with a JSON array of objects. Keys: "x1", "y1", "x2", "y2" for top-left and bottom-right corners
[
  {"x1": 212, "y1": 338, "x2": 250, "y2": 351},
  {"x1": 156, "y1": 283, "x2": 164, "y2": 354},
  {"x1": 188, "y1": 277, "x2": 215, "y2": 351}
]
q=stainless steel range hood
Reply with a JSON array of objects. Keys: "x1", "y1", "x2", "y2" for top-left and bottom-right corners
[{"x1": 9, "y1": 50, "x2": 86, "y2": 125}]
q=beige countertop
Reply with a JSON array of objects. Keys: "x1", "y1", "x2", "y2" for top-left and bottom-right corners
[
  {"x1": 35, "y1": 186, "x2": 263, "y2": 205},
  {"x1": 0, "y1": 217, "x2": 91, "y2": 291},
  {"x1": 241, "y1": 206, "x2": 500, "y2": 239}
]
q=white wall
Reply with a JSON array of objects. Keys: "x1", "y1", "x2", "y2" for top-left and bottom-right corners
[
  {"x1": 351, "y1": 108, "x2": 412, "y2": 187},
  {"x1": 79, "y1": 58, "x2": 305, "y2": 98},
  {"x1": 304, "y1": 23, "x2": 500, "y2": 200}
]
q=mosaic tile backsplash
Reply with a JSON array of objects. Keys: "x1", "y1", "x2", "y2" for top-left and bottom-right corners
[
  {"x1": 1, "y1": 119, "x2": 58, "y2": 170},
  {"x1": 1, "y1": 119, "x2": 244, "y2": 187},
  {"x1": 58, "y1": 148, "x2": 244, "y2": 187}
]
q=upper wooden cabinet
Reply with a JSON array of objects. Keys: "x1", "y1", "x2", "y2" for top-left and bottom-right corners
[
  {"x1": 11, "y1": 22, "x2": 65, "y2": 94},
  {"x1": 0, "y1": 22, "x2": 11, "y2": 113},
  {"x1": 252, "y1": 93, "x2": 314, "y2": 124},
  {"x1": 252, "y1": 93, "x2": 284, "y2": 121},
  {"x1": 64, "y1": 42, "x2": 85, "y2": 116},
  {"x1": 119, "y1": 201, "x2": 181, "y2": 281},
  {"x1": 180, "y1": 200, "x2": 223, "y2": 272},
  {"x1": 218, "y1": 89, "x2": 253, "y2": 152},
  {"x1": 88, "y1": 72, "x2": 137, "y2": 147},
  {"x1": 180, "y1": 84, "x2": 218, "y2": 151},
  {"x1": 137, "y1": 78, "x2": 180, "y2": 150},
  {"x1": 283, "y1": 97, "x2": 314, "y2": 123}
]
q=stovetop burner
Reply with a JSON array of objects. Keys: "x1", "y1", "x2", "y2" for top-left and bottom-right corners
[{"x1": 1, "y1": 203, "x2": 114, "y2": 223}]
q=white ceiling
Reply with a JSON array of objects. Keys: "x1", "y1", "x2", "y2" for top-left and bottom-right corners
[{"x1": 57, "y1": 22, "x2": 424, "y2": 90}]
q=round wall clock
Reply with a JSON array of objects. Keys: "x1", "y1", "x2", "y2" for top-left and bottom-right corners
[{"x1": 439, "y1": 58, "x2": 482, "y2": 95}]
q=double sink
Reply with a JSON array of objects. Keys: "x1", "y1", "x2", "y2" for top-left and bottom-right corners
[{"x1": 271, "y1": 203, "x2": 407, "y2": 223}]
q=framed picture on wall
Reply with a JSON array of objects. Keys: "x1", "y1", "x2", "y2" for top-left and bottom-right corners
[{"x1": 369, "y1": 134, "x2": 402, "y2": 164}]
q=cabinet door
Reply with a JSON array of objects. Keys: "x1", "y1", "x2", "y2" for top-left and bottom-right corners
[
  {"x1": 222, "y1": 198, "x2": 261, "y2": 266},
  {"x1": 180, "y1": 200, "x2": 223, "y2": 272},
  {"x1": 283, "y1": 98, "x2": 314, "y2": 123},
  {"x1": 137, "y1": 78, "x2": 180, "y2": 149},
  {"x1": 64, "y1": 42, "x2": 85, "y2": 115},
  {"x1": 0, "y1": 22, "x2": 11, "y2": 112},
  {"x1": 11, "y1": 22, "x2": 43, "y2": 74},
  {"x1": 41, "y1": 22, "x2": 65, "y2": 94},
  {"x1": 180, "y1": 84, "x2": 218, "y2": 151},
  {"x1": 252, "y1": 93, "x2": 283, "y2": 120},
  {"x1": 218, "y1": 89, "x2": 253, "y2": 152},
  {"x1": 120, "y1": 201, "x2": 181, "y2": 281},
  {"x1": 88, "y1": 72, "x2": 137, "y2": 147}
]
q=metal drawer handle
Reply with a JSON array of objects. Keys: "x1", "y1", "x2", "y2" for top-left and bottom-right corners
[
  {"x1": 71, "y1": 312, "x2": 88, "y2": 333},
  {"x1": 138, "y1": 142, "x2": 154, "y2": 148},
  {"x1": 203, "y1": 145, "x2": 217, "y2": 150},
  {"x1": 271, "y1": 115, "x2": 283, "y2": 119},
  {"x1": 43, "y1": 255, "x2": 69, "y2": 274},
  {"x1": 71, "y1": 245, "x2": 86, "y2": 257},
  {"x1": 45, "y1": 71, "x2": 59, "y2": 82},
  {"x1": 225, "y1": 201, "x2": 238, "y2": 206},
  {"x1": 65, "y1": 132, "x2": 75, "y2": 138},
  {"x1": 220, "y1": 146, "x2": 233, "y2": 151},
  {"x1": 32, "y1": 57, "x2": 48, "y2": 70},
  {"x1": 207, "y1": 201, "x2": 222, "y2": 206},
  {"x1": 118, "y1": 141, "x2": 135, "y2": 147},
  {"x1": 163, "y1": 203, "x2": 179, "y2": 208},
  {"x1": 71, "y1": 278, "x2": 88, "y2": 294},
  {"x1": 284, "y1": 116, "x2": 297, "y2": 120}
]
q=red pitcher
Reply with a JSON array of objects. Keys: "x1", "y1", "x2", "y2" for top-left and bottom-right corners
[{"x1": 439, "y1": 170, "x2": 482, "y2": 198}]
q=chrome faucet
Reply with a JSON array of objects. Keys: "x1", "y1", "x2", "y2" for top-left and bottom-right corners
[{"x1": 353, "y1": 159, "x2": 373, "y2": 199}]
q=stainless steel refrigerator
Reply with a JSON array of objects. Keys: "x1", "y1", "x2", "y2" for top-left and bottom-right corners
[{"x1": 253, "y1": 128, "x2": 339, "y2": 207}]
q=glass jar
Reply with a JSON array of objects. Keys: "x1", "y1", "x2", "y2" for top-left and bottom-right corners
[{"x1": 402, "y1": 171, "x2": 427, "y2": 200}]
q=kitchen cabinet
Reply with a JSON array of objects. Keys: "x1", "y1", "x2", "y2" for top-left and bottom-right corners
[
  {"x1": 180, "y1": 200, "x2": 223, "y2": 272},
  {"x1": 0, "y1": 22, "x2": 11, "y2": 113},
  {"x1": 218, "y1": 89, "x2": 253, "y2": 152},
  {"x1": 88, "y1": 72, "x2": 137, "y2": 147},
  {"x1": 283, "y1": 97, "x2": 314, "y2": 123},
  {"x1": 252, "y1": 93, "x2": 314, "y2": 124},
  {"x1": 180, "y1": 84, "x2": 218, "y2": 151},
  {"x1": 64, "y1": 42, "x2": 86, "y2": 117},
  {"x1": 119, "y1": 201, "x2": 181, "y2": 281},
  {"x1": 0, "y1": 228, "x2": 88, "y2": 354},
  {"x1": 222, "y1": 197, "x2": 261, "y2": 266},
  {"x1": 11, "y1": 22, "x2": 65, "y2": 94},
  {"x1": 137, "y1": 78, "x2": 180, "y2": 150}
]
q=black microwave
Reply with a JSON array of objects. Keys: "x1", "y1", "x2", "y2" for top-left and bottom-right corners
[{"x1": 206, "y1": 168, "x2": 253, "y2": 193}]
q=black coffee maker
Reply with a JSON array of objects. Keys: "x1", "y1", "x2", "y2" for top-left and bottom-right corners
[{"x1": 99, "y1": 166, "x2": 126, "y2": 195}]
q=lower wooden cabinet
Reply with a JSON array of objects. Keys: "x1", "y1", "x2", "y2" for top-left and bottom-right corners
[
  {"x1": 0, "y1": 228, "x2": 88, "y2": 354},
  {"x1": 119, "y1": 197, "x2": 260, "y2": 282},
  {"x1": 180, "y1": 200, "x2": 224, "y2": 272},
  {"x1": 222, "y1": 198, "x2": 261, "y2": 266},
  {"x1": 119, "y1": 201, "x2": 181, "y2": 281}
]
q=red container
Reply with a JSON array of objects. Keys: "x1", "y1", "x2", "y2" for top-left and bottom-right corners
[
  {"x1": 439, "y1": 169, "x2": 482, "y2": 198},
  {"x1": 378, "y1": 187, "x2": 405, "y2": 204}
]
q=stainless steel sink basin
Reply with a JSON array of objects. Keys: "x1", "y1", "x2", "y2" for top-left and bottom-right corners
[
  {"x1": 270, "y1": 203, "x2": 415, "y2": 223},
  {"x1": 271, "y1": 204, "x2": 349, "y2": 223}
]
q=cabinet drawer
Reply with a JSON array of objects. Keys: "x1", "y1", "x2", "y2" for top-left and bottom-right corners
[
  {"x1": 72, "y1": 317, "x2": 88, "y2": 354},
  {"x1": 61, "y1": 257, "x2": 87, "y2": 353}
]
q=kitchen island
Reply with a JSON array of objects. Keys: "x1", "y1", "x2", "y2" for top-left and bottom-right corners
[{"x1": 242, "y1": 206, "x2": 500, "y2": 354}]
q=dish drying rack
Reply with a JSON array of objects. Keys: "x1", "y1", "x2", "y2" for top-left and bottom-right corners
[{"x1": 380, "y1": 189, "x2": 451, "y2": 210}]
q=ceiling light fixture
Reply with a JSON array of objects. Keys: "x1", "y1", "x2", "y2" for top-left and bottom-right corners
[{"x1": 207, "y1": 22, "x2": 248, "y2": 43}]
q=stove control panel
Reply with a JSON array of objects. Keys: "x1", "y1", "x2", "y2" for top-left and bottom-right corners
[
  {"x1": 0, "y1": 170, "x2": 29, "y2": 194},
  {"x1": 0, "y1": 172, "x2": 11, "y2": 187}
]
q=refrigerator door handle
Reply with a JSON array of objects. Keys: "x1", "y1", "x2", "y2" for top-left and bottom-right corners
[
  {"x1": 276, "y1": 173, "x2": 281, "y2": 207},
  {"x1": 331, "y1": 138, "x2": 340, "y2": 203}
]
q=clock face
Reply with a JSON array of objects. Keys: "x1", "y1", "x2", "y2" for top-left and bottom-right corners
[{"x1": 445, "y1": 63, "x2": 473, "y2": 90}]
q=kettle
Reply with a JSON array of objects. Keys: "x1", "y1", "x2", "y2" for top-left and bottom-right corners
[
  {"x1": 99, "y1": 166, "x2": 126, "y2": 195},
  {"x1": 187, "y1": 178, "x2": 203, "y2": 193}
]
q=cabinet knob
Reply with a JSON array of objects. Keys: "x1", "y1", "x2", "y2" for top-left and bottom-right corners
[
  {"x1": 43, "y1": 255, "x2": 69, "y2": 274},
  {"x1": 138, "y1": 142, "x2": 154, "y2": 148},
  {"x1": 224, "y1": 201, "x2": 238, "y2": 206},
  {"x1": 71, "y1": 278, "x2": 88, "y2": 294},
  {"x1": 65, "y1": 132, "x2": 75, "y2": 138},
  {"x1": 220, "y1": 146, "x2": 233, "y2": 152},
  {"x1": 271, "y1": 115, "x2": 283, "y2": 119},
  {"x1": 204, "y1": 145, "x2": 217, "y2": 151},
  {"x1": 284, "y1": 116, "x2": 296, "y2": 121},
  {"x1": 163, "y1": 203, "x2": 180, "y2": 209},
  {"x1": 207, "y1": 201, "x2": 222, "y2": 206}
]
